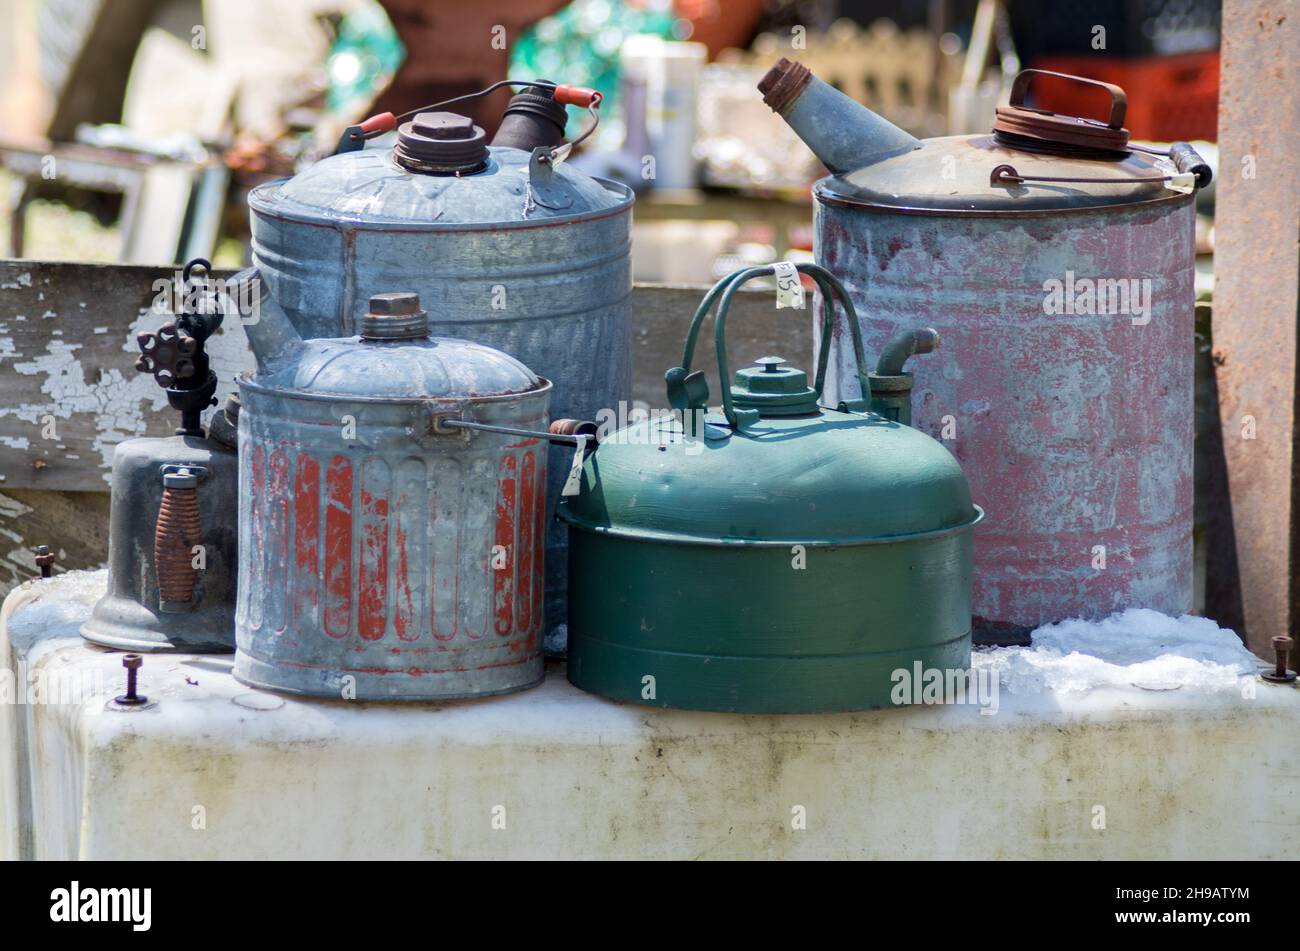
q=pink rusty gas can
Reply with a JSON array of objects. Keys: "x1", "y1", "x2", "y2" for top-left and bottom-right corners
[
  {"x1": 232, "y1": 276, "x2": 551, "y2": 699},
  {"x1": 762, "y1": 63, "x2": 1212, "y2": 641}
]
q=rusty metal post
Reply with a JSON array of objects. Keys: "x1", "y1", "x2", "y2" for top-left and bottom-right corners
[
  {"x1": 33, "y1": 545, "x2": 54, "y2": 578},
  {"x1": 1210, "y1": 2, "x2": 1300, "y2": 656}
]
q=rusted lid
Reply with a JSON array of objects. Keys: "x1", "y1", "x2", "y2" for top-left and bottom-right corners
[
  {"x1": 817, "y1": 134, "x2": 1179, "y2": 214},
  {"x1": 361, "y1": 292, "x2": 428, "y2": 341},
  {"x1": 757, "y1": 58, "x2": 812, "y2": 113},
  {"x1": 992, "y1": 69, "x2": 1130, "y2": 156},
  {"x1": 806, "y1": 67, "x2": 1195, "y2": 214}
]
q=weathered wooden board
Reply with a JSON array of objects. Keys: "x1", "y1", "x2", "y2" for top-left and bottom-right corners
[
  {"x1": 629, "y1": 282, "x2": 817, "y2": 410},
  {"x1": 0, "y1": 488, "x2": 109, "y2": 593},
  {"x1": 0, "y1": 260, "x2": 250, "y2": 492},
  {"x1": 0, "y1": 261, "x2": 814, "y2": 492},
  {"x1": 0, "y1": 260, "x2": 818, "y2": 595}
]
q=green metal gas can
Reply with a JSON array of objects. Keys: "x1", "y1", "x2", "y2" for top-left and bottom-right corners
[{"x1": 559, "y1": 263, "x2": 982, "y2": 713}]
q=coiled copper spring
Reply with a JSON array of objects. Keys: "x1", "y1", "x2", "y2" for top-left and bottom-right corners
[{"x1": 156, "y1": 469, "x2": 202, "y2": 608}]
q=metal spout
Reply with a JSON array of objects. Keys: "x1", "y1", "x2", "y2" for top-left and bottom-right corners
[
  {"x1": 867, "y1": 328, "x2": 941, "y2": 427},
  {"x1": 231, "y1": 267, "x2": 303, "y2": 371},
  {"x1": 877, "y1": 327, "x2": 940, "y2": 376},
  {"x1": 758, "y1": 58, "x2": 920, "y2": 174}
]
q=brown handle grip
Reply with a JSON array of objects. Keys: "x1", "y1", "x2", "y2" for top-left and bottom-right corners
[{"x1": 1009, "y1": 69, "x2": 1128, "y2": 130}]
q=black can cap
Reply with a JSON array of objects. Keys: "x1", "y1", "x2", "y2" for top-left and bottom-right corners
[
  {"x1": 492, "y1": 81, "x2": 568, "y2": 151},
  {"x1": 503, "y1": 83, "x2": 567, "y2": 130}
]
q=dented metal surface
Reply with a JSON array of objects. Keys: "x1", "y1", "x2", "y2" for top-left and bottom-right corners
[
  {"x1": 818, "y1": 198, "x2": 1196, "y2": 636},
  {"x1": 248, "y1": 143, "x2": 634, "y2": 646},
  {"x1": 562, "y1": 265, "x2": 981, "y2": 713},
  {"x1": 762, "y1": 59, "x2": 1202, "y2": 636},
  {"x1": 234, "y1": 286, "x2": 551, "y2": 700}
]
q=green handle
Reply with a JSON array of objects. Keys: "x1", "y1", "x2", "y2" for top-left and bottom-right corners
[{"x1": 666, "y1": 263, "x2": 871, "y2": 429}]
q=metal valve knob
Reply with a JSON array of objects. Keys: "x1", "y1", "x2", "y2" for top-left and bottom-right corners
[{"x1": 134, "y1": 258, "x2": 223, "y2": 437}]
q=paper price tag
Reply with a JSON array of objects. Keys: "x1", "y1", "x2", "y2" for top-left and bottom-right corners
[
  {"x1": 772, "y1": 261, "x2": 805, "y2": 310},
  {"x1": 561, "y1": 434, "x2": 589, "y2": 497}
]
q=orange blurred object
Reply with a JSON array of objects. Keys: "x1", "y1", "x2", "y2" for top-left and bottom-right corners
[
  {"x1": 1031, "y1": 51, "x2": 1220, "y2": 142},
  {"x1": 675, "y1": 0, "x2": 764, "y2": 59},
  {"x1": 375, "y1": 0, "x2": 569, "y2": 136}
]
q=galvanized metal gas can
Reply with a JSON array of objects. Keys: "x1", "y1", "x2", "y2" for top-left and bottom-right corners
[
  {"x1": 762, "y1": 63, "x2": 1212, "y2": 641},
  {"x1": 232, "y1": 277, "x2": 551, "y2": 700},
  {"x1": 247, "y1": 112, "x2": 633, "y2": 647},
  {"x1": 560, "y1": 264, "x2": 982, "y2": 713}
]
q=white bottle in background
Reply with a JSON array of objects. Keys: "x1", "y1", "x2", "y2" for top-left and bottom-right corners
[{"x1": 620, "y1": 35, "x2": 707, "y2": 191}]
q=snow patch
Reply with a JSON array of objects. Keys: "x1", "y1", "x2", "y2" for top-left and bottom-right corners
[{"x1": 974, "y1": 609, "x2": 1262, "y2": 695}]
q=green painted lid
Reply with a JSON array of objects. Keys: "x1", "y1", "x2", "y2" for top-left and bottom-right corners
[
  {"x1": 559, "y1": 407, "x2": 980, "y2": 546},
  {"x1": 730, "y1": 356, "x2": 820, "y2": 416}
]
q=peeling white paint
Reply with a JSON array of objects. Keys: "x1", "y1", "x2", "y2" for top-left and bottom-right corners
[
  {"x1": 4, "y1": 546, "x2": 36, "y2": 570},
  {"x1": 0, "y1": 494, "x2": 34, "y2": 520},
  {"x1": 0, "y1": 272, "x2": 32, "y2": 290},
  {"x1": 0, "y1": 305, "x2": 250, "y2": 483}
]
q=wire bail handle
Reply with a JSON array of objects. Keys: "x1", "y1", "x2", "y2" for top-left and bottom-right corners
[{"x1": 666, "y1": 263, "x2": 871, "y2": 431}]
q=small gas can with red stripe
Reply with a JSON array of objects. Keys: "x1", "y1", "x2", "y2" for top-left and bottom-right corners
[{"x1": 232, "y1": 276, "x2": 551, "y2": 700}]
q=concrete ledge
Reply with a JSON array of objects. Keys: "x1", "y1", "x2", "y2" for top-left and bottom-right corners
[{"x1": 3, "y1": 572, "x2": 1298, "y2": 859}]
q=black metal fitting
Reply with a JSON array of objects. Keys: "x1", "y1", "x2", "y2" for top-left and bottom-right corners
[
  {"x1": 135, "y1": 258, "x2": 223, "y2": 436},
  {"x1": 492, "y1": 81, "x2": 568, "y2": 152}
]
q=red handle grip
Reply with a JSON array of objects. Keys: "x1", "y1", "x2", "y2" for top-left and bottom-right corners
[
  {"x1": 553, "y1": 85, "x2": 601, "y2": 108},
  {"x1": 359, "y1": 112, "x2": 397, "y2": 135}
]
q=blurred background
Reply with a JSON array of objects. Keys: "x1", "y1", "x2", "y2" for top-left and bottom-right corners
[{"x1": 0, "y1": 0, "x2": 1220, "y2": 282}]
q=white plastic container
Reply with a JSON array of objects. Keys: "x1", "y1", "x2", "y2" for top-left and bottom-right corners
[{"x1": 620, "y1": 36, "x2": 707, "y2": 190}]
